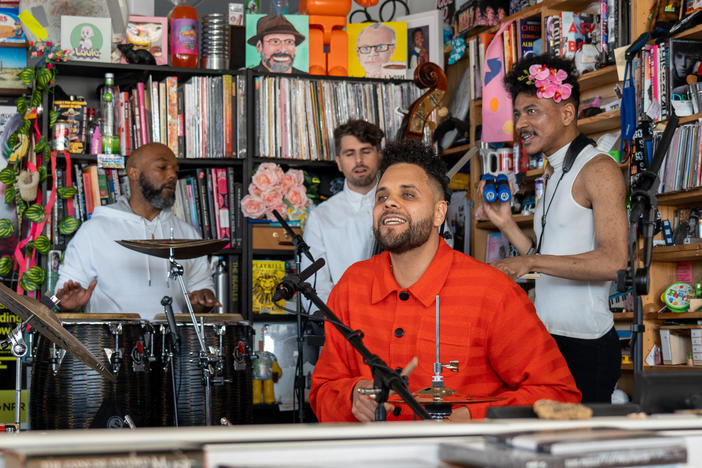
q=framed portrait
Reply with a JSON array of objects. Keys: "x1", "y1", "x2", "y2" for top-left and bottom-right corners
[
  {"x1": 347, "y1": 22, "x2": 407, "y2": 79},
  {"x1": 121, "y1": 15, "x2": 168, "y2": 66},
  {"x1": 245, "y1": 14, "x2": 309, "y2": 74},
  {"x1": 397, "y1": 11, "x2": 443, "y2": 79}
]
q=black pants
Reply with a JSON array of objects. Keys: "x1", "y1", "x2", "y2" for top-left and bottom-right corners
[{"x1": 552, "y1": 327, "x2": 621, "y2": 403}]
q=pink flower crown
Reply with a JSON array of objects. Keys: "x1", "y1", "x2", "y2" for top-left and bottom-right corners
[{"x1": 518, "y1": 64, "x2": 573, "y2": 103}]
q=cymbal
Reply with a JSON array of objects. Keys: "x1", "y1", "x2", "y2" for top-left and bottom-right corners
[
  {"x1": 0, "y1": 283, "x2": 115, "y2": 381},
  {"x1": 116, "y1": 238, "x2": 229, "y2": 259},
  {"x1": 388, "y1": 392, "x2": 505, "y2": 406}
]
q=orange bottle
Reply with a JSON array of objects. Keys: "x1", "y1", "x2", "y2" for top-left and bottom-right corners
[{"x1": 169, "y1": 1, "x2": 199, "y2": 68}]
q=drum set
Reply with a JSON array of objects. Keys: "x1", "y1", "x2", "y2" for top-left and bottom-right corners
[{"x1": 0, "y1": 238, "x2": 253, "y2": 431}]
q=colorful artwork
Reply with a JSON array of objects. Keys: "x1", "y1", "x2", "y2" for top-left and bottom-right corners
[
  {"x1": 482, "y1": 22, "x2": 513, "y2": 142},
  {"x1": 398, "y1": 11, "x2": 443, "y2": 79},
  {"x1": 245, "y1": 14, "x2": 309, "y2": 74},
  {"x1": 347, "y1": 22, "x2": 407, "y2": 79},
  {"x1": 60, "y1": 16, "x2": 111, "y2": 63},
  {"x1": 252, "y1": 259, "x2": 286, "y2": 314}
]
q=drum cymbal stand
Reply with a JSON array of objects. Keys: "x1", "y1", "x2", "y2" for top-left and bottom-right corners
[
  {"x1": 167, "y1": 248, "x2": 219, "y2": 426},
  {"x1": 0, "y1": 318, "x2": 32, "y2": 432}
]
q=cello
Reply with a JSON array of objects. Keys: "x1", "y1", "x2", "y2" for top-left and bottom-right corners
[{"x1": 397, "y1": 61, "x2": 448, "y2": 141}]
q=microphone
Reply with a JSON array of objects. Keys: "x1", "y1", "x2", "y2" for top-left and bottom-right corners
[
  {"x1": 272, "y1": 209, "x2": 315, "y2": 263},
  {"x1": 272, "y1": 258, "x2": 326, "y2": 302},
  {"x1": 161, "y1": 296, "x2": 180, "y2": 353}
]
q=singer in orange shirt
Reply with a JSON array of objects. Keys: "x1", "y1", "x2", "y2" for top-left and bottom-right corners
[{"x1": 309, "y1": 140, "x2": 580, "y2": 422}]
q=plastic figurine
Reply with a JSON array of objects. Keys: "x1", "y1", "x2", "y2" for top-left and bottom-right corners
[
  {"x1": 300, "y1": 0, "x2": 378, "y2": 75},
  {"x1": 252, "y1": 339, "x2": 283, "y2": 404}
]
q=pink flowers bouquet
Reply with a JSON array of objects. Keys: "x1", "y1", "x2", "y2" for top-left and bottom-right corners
[{"x1": 240, "y1": 163, "x2": 312, "y2": 222}]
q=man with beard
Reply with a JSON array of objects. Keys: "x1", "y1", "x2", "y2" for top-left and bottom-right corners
[
  {"x1": 309, "y1": 140, "x2": 580, "y2": 423},
  {"x1": 480, "y1": 55, "x2": 627, "y2": 403},
  {"x1": 248, "y1": 14, "x2": 305, "y2": 74},
  {"x1": 301, "y1": 119, "x2": 384, "y2": 307},
  {"x1": 56, "y1": 143, "x2": 218, "y2": 320}
]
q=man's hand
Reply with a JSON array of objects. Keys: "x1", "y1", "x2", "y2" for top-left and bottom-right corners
[
  {"x1": 477, "y1": 178, "x2": 515, "y2": 230},
  {"x1": 188, "y1": 288, "x2": 221, "y2": 313},
  {"x1": 55, "y1": 279, "x2": 97, "y2": 311},
  {"x1": 351, "y1": 379, "x2": 395, "y2": 422},
  {"x1": 446, "y1": 406, "x2": 472, "y2": 423},
  {"x1": 490, "y1": 256, "x2": 533, "y2": 280}
]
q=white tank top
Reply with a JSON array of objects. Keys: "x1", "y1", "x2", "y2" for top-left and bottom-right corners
[{"x1": 533, "y1": 141, "x2": 613, "y2": 339}]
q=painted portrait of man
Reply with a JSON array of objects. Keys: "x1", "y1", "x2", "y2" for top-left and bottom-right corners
[
  {"x1": 347, "y1": 22, "x2": 407, "y2": 79},
  {"x1": 245, "y1": 14, "x2": 309, "y2": 74}
]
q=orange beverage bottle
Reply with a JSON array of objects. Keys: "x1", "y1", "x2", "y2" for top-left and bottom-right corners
[{"x1": 169, "y1": 1, "x2": 198, "y2": 67}]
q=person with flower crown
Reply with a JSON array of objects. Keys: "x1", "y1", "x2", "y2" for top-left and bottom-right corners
[{"x1": 479, "y1": 55, "x2": 628, "y2": 403}]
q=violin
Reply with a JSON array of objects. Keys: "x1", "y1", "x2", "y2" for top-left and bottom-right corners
[{"x1": 398, "y1": 62, "x2": 447, "y2": 141}]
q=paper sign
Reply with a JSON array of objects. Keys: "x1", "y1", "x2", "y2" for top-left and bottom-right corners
[{"x1": 18, "y1": 9, "x2": 46, "y2": 41}]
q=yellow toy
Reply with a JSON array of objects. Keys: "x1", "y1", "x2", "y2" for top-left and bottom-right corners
[{"x1": 252, "y1": 339, "x2": 282, "y2": 404}]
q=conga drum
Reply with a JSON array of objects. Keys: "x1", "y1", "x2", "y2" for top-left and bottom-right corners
[
  {"x1": 152, "y1": 313, "x2": 253, "y2": 426},
  {"x1": 30, "y1": 314, "x2": 154, "y2": 429}
]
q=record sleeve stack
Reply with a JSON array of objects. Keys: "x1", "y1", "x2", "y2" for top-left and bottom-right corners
[
  {"x1": 201, "y1": 13, "x2": 229, "y2": 70},
  {"x1": 439, "y1": 426, "x2": 688, "y2": 467}
]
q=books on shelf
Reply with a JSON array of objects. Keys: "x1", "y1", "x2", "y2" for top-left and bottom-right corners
[{"x1": 253, "y1": 75, "x2": 422, "y2": 160}]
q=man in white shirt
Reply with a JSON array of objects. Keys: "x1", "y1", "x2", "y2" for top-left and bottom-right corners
[
  {"x1": 56, "y1": 143, "x2": 218, "y2": 320},
  {"x1": 301, "y1": 119, "x2": 384, "y2": 307}
]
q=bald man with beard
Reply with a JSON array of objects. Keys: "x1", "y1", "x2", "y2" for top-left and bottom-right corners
[{"x1": 56, "y1": 143, "x2": 218, "y2": 320}]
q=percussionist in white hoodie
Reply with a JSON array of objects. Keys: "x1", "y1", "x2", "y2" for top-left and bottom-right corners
[{"x1": 55, "y1": 143, "x2": 219, "y2": 320}]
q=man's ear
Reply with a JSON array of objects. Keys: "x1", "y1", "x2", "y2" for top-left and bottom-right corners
[
  {"x1": 127, "y1": 166, "x2": 139, "y2": 183},
  {"x1": 561, "y1": 100, "x2": 577, "y2": 127},
  {"x1": 256, "y1": 40, "x2": 263, "y2": 54},
  {"x1": 434, "y1": 200, "x2": 448, "y2": 227}
]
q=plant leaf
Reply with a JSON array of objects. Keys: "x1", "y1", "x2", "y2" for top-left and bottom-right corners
[
  {"x1": 30, "y1": 89, "x2": 41, "y2": 108},
  {"x1": 57, "y1": 186, "x2": 77, "y2": 199},
  {"x1": 4, "y1": 185, "x2": 14, "y2": 204},
  {"x1": 58, "y1": 216, "x2": 81, "y2": 235},
  {"x1": 17, "y1": 68, "x2": 34, "y2": 87},
  {"x1": 49, "y1": 110, "x2": 58, "y2": 128},
  {"x1": 15, "y1": 96, "x2": 26, "y2": 115},
  {"x1": 0, "y1": 218, "x2": 14, "y2": 238},
  {"x1": 27, "y1": 235, "x2": 50, "y2": 254},
  {"x1": 37, "y1": 165, "x2": 47, "y2": 183},
  {"x1": 24, "y1": 204, "x2": 45, "y2": 223},
  {"x1": 0, "y1": 167, "x2": 15, "y2": 185},
  {"x1": 0, "y1": 256, "x2": 12, "y2": 276},
  {"x1": 20, "y1": 266, "x2": 45, "y2": 291}
]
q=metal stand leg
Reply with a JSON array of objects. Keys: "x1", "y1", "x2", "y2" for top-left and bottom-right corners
[
  {"x1": 168, "y1": 252, "x2": 215, "y2": 426},
  {"x1": 169, "y1": 355, "x2": 179, "y2": 427},
  {"x1": 0, "y1": 321, "x2": 29, "y2": 432}
]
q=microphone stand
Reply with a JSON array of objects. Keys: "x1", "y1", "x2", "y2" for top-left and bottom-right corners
[
  {"x1": 272, "y1": 209, "x2": 314, "y2": 423},
  {"x1": 276, "y1": 266, "x2": 431, "y2": 421},
  {"x1": 617, "y1": 115, "x2": 678, "y2": 394}
]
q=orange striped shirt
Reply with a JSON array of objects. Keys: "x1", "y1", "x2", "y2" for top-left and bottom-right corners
[{"x1": 310, "y1": 239, "x2": 581, "y2": 422}]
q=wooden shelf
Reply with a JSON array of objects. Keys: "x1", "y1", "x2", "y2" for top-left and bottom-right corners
[
  {"x1": 621, "y1": 362, "x2": 633, "y2": 371},
  {"x1": 673, "y1": 23, "x2": 702, "y2": 40},
  {"x1": 547, "y1": 0, "x2": 601, "y2": 11},
  {"x1": 59, "y1": 153, "x2": 244, "y2": 167},
  {"x1": 644, "y1": 364, "x2": 702, "y2": 370},
  {"x1": 577, "y1": 109, "x2": 620, "y2": 134},
  {"x1": 678, "y1": 112, "x2": 702, "y2": 125},
  {"x1": 524, "y1": 167, "x2": 545, "y2": 180},
  {"x1": 655, "y1": 311, "x2": 702, "y2": 320},
  {"x1": 500, "y1": 2, "x2": 543, "y2": 23},
  {"x1": 578, "y1": 65, "x2": 619, "y2": 92},
  {"x1": 441, "y1": 142, "x2": 473, "y2": 157},
  {"x1": 651, "y1": 243, "x2": 702, "y2": 262},
  {"x1": 657, "y1": 187, "x2": 702, "y2": 206},
  {"x1": 613, "y1": 312, "x2": 634, "y2": 320},
  {"x1": 477, "y1": 214, "x2": 533, "y2": 230},
  {"x1": 0, "y1": 88, "x2": 29, "y2": 96},
  {"x1": 252, "y1": 157, "x2": 337, "y2": 168}
]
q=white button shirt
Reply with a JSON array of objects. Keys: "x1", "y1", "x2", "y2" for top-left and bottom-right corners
[{"x1": 301, "y1": 180, "x2": 377, "y2": 309}]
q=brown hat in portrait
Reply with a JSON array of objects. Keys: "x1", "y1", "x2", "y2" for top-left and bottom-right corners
[{"x1": 247, "y1": 14, "x2": 306, "y2": 46}]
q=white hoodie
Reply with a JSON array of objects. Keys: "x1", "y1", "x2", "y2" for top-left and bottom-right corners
[{"x1": 57, "y1": 196, "x2": 215, "y2": 321}]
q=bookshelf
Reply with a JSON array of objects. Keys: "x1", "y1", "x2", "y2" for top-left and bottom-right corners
[{"x1": 44, "y1": 62, "x2": 248, "y2": 317}]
